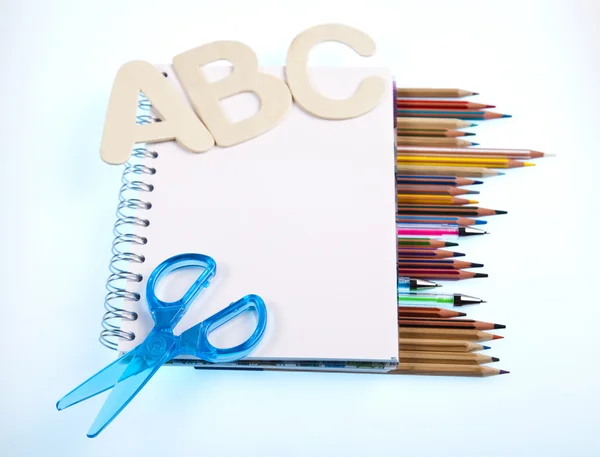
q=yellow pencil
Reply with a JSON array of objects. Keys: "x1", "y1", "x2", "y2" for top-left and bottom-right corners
[
  {"x1": 397, "y1": 156, "x2": 534, "y2": 169},
  {"x1": 396, "y1": 194, "x2": 477, "y2": 206},
  {"x1": 395, "y1": 164, "x2": 502, "y2": 178},
  {"x1": 397, "y1": 118, "x2": 475, "y2": 130}
]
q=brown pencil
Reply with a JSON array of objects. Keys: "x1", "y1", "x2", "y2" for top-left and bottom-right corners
[
  {"x1": 395, "y1": 88, "x2": 478, "y2": 98},
  {"x1": 399, "y1": 328, "x2": 503, "y2": 342},
  {"x1": 396, "y1": 146, "x2": 553, "y2": 159},
  {"x1": 396, "y1": 129, "x2": 474, "y2": 138},
  {"x1": 396, "y1": 185, "x2": 479, "y2": 196},
  {"x1": 399, "y1": 351, "x2": 499, "y2": 365},
  {"x1": 396, "y1": 205, "x2": 507, "y2": 217},
  {"x1": 399, "y1": 318, "x2": 505, "y2": 331},
  {"x1": 397, "y1": 137, "x2": 477, "y2": 148},
  {"x1": 397, "y1": 249, "x2": 465, "y2": 259},
  {"x1": 396, "y1": 164, "x2": 502, "y2": 177},
  {"x1": 397, "y1": 260, "x2": 483, "y2": 270},
  {"x1": 397, "y1": 269, "x2": 487, "y2": 280},
  {"x1": 397, "y1": 195, "x2": 477, "y2": 206},
  {"x1": 399, "y1": 338, "x2": 489, "y2": 352},
  {"x1": 398, "y1": 307, "x2": 467, "y2": 319},
  {"x1": 396, "y1": 110, "x2": 510, "y2": 120},
  {"x1": 389, "y1": 363, "x2": 508, "y2": 377}
]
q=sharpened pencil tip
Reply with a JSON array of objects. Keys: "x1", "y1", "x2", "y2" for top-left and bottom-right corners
[
  {"x1": 471, "y1": 263, "x2": 484, "y2": 268},
  {"x1": 468, "y1": 199, "x2": 479, "y2": 204},
  {"x1": 485, "y1": 105, "x2": 496, "y2": 109},
  {"x1": 482, "y1": 345, "x2": 491, "y2": 350},
  {"x1": 501, "y1": 114, "x2": 512, "y2": 118},
  {"x1": 499, "y1": 369, "x2": 510, "y2": 375},
  {"x1": 458, "y1": 312, "x2": 467, "y2": 317},
  {"x1": 471, "y1": 142, "x2": 479, "y2": 146},
  {"x1": 454, "y1": 252, "x2": 466, "y2": 257},
  {"x1": 474, "y1": 219, "x2": 487, "y2": 224},
  {"x1": 472, "y1": 92, "x2": 479, "y2": 96},
  {"x1": 545, "y1": 153, "x2": 557, "y2": 157},
  {"x1": 495, "y1": 210, "x2": 508, "y2": 215},
  {"x1": 492, "y1": 334, "x2": 504, "y2": 340},
  {"x1": 492, "y1": 357, "x2": 500, "y2": 362},
  {"x1": 470, "y1": 123, "x2": 478, "y2": 127},
  {"x1": 474, "y1": 273, "x2": 488, "y2": 278},
  {"x1": 444, "y1": 242, "x2": 459, "y2": 247},
  {"x1": 466, "y1": 190, "x2": 480, "y2": 195},
  {"x1": 473, "y1": 180, "x2": 484, "y2": 185},
  {"x1": 524, "y1": 162, "x2": 535, "y2": 167},
  {"x1": 481, "y1": 300, "x2": 487, "y2": 303},
  {"x1": 494, "y1": 324, "x2": 506, "y2": 329},
  {"x1": 435, "y1": 284, "x2": 442, "y2": 287},
  {"x1": 497, "y1": 172, "x2": 506, "y2": 176},
  {"x1": 464, "y1": 132, "x2": 476, "y2": 136}
]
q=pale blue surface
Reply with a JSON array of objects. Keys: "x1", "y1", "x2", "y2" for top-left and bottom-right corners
[{"x1": 2, "y1": 0, "x2": 600, "y2": 455}]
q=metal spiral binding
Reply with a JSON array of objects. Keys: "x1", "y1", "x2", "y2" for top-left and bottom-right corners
[{"x1": 100, "y1": 94, "x2": 158, "y2": 350}]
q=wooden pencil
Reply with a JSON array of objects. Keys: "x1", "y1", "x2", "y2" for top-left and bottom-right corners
[
  {"x1": 397, "y1": 215, "x2": 483, "y2": 225},
  {"x1": 397, "y1": 137, "x2": 477, "y2": 148},
  {"x1": 397, "y1": 249, "x2": 465, "y2": 259},
  {"x1": 396, "y1": 146, "x2": 552, "y2": 159},
  {"x1": 399, "y1": 328, "x2": 502, "y2": 341},
  {"x1": 396, "y1": 205, "x2": 507, "y2": 217},
  {"x1": 398, "y1": 338, "x2": 489, "y2": 352},
  {"x1": 395, "y1": 88, "x2": 478, "y2": 98},
  {"x1": 397, "y1": 260, "x2": 483, "y2": 270},
  {"x1": 397, "y1": 109, "x2": 511, "y2": 120},
  {"x1": 397, "y1": 118, "x2": 476, "y2": 129},
  {"x1": 396, "y1": 100, "x2": 493, "y2": 110},
  {"x1": 397, "y1": 269, "x2": 487, "y2": 280},
  {"x1": 396, "y1": 175, "x2": 483, "y2": 186},
  {"x1": 396, "y1": 185, "x2": 479, "y2": 196},
  {"x1": 389, "y1": 363, "x2": 508, "y2": 377},
  {"x1": 399, "y1": 318, "x2": 504, "y2": 331},
  {"x1": 398, "y1": 307, "x2": 467, "y2": 319},
  {"x1": 397, "y1": 239, "x2": 459, "y2": 248},
  {"x1": 396, "y1": 156, "x2": 534, "y2": 169},
  {"x1": 398, "y1": 351, "x2": 499, "y2": 365},
  {"x1": 397, "y1": 194, "x2": 477, "y2": 205},
  {"x1": 396, "y1": 129, "x2": 474, "y2": 138},
  {"x1": 396, "y1": 164, "x2": 502, "y2": 177}
]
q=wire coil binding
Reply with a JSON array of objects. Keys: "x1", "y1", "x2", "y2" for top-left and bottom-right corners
[{"x1": 100, "y1": 94, "x2": 157, "y2": 350}]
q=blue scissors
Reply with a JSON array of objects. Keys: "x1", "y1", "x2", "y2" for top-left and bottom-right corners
[{"x1": 57, "y1": 253, "x2": 267, "y2": 437}]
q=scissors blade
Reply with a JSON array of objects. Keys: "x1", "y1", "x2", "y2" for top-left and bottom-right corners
[
  {"x1": 87, "y1": 347, "x2": 173, "y2": 438},
  {"x1": 57, "y1": 348, "x2": 140, "y2": 411}
]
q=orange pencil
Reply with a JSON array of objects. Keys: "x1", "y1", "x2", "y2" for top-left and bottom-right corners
[
  {"x1": 398, "y1": 307, "x2": 467, "y2": 318},
  {"x1": 398, "y1": 327, "x2": 503, "y2": 342},
  {"x1": 397, "y1": 194, "x2": 477, "y2": 205},
  {"x1": 396, "y1": 146, "x2": 552, "y2": 159}
]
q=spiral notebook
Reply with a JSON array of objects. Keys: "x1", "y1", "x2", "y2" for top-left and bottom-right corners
[{"x1": 103, "y1": 65, "x2": 398, "y2": 372}]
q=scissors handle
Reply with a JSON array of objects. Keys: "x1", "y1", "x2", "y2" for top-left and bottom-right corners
[{"x1": 180, "y1": 294, "x2": 268, "y2": 363}]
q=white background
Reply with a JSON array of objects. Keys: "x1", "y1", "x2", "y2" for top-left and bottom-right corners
[{"x1": 1, "y1": 0, "x2": 599, "y2": 455}]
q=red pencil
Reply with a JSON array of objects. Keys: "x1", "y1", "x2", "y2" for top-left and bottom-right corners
[
  {"x1": 396, "y1": 269, "x2": 488, "y2": 280},
  {"x1": 398, "y1": 318, "x2": 505, "y2": 331},
  {"x1": 397, "y1": 260, "x2": 483, "y2": 269}
]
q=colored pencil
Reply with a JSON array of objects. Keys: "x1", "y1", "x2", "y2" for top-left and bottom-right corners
[
  {"x1": 396, "y1": 186, "x2": 479, "y2": 196},
  {"x1": 396, "y1": 164, "x2": 502, "y2": 177},
  {"x1": 399, "y1": 318, "x2": 505, "y2": 331},
  {"x1": 389, "y1": 363, "x2": 508, "y2": 377},
  {"x1": 397, "y1": 260, "x2": 484, "y2": 270},
  {"x1": 397, "y1": 137, "x2": 478, "y2": 148},
  {"x1": 397, "y1": 215, "x2": 486, "y2": 226},
  {"x1": 396, "y1": 110, "x2": 511, "y2": 120},
  {"x1": 396, "y1": 100, "x2": 494, "y2": 110},
  {"x1": 397, "y1": 249, "x2": 465, "y2": 259},
  {"x1": 397, "y1": 118, "x2": 476, "y2": 129},
  {"x1": 396, "y1": 146, "x2": 552, "y2": 159},
  {"x1": 397, "y1": 225, "x2": 487, "y2": 238},
  {"x1": 397, "y1": 239, "x2": 459, "y2": 248},
  {"x1": 396, "y1": 156, "x2": 534, "y2": 169},
  {"x1": 398, "y1": 307, "x2": 467, "y2": 318},
  {"x1": 397, "y1": 269, "x2": 487, "y2": 280},
  {"x1": 396, "y1": 129, "x2": 475, "y2": 138},
  {"x1": 398, "y1": 328, "x2": 502, "y2": 341},
  {"x1": 396, "y1": 205, "x2": 507, "y2": 217},
  {"x1": 396, "y1": 175, "x2": 483, "y2": 186},
  {"x1": 398, "y1": 351, "x2": 499, "y2": 365},
  {"x1": 398, "y1": 293, "x2": 485, "y2": 307},
  {"x1": 395, "y1": 88, "x2": 478, "y2": 98},
  {"x1": 397, "y1": 194, "x2": 478, "y2": 205},
  {"x1": 399, "y1": 338, "x2": 489, "y2": 352}
]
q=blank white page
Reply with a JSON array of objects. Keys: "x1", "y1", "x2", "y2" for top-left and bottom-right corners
[{"x1": 120, "y1": 66, "x2": 398, "y2": 362}]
